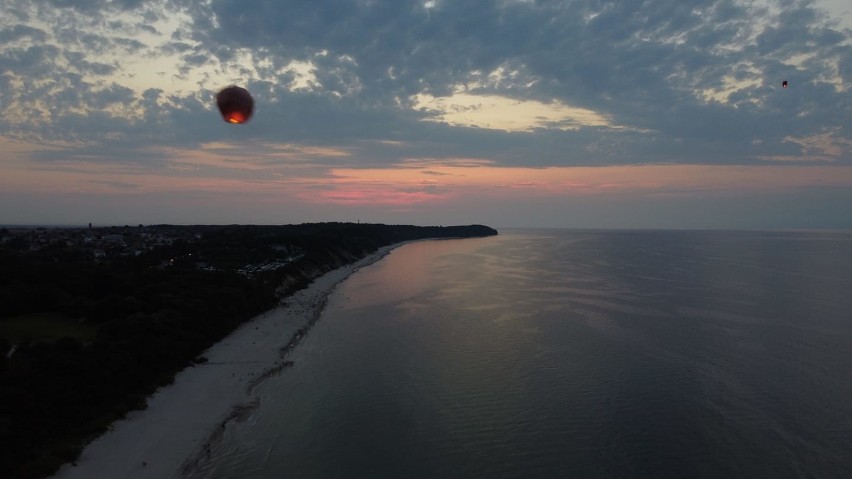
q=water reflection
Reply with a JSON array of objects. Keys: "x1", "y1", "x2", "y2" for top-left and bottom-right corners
[{"x1": 210, "y1": 230, "x2": 852, "y2": 478}]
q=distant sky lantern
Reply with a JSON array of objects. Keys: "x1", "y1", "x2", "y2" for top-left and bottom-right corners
[
  {"x1": 216, "y1": 86, "x2": 254, "y2": 124},
  {"x1": 782, "y1": 80, "x2": 788, "y2": 88}
]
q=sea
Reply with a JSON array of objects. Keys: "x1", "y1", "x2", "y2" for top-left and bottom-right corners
[{"x1": 202, "y1": 229, "x2": 852, "y2": 478}]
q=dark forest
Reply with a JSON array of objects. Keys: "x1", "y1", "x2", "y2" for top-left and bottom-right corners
[{"x1": 0, "y1": 223, "x2": 497, "y2": 478}]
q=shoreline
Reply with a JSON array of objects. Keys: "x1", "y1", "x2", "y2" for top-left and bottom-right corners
[{"x1": 51, "y1": 243, "x2": 404, "y2": 479}]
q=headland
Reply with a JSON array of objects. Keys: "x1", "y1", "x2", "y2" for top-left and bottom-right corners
[{"x1": 0, "y1": 223, "x2": 497, "y2": 478}]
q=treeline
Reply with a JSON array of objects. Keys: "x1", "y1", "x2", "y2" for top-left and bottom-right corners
[{"x1": 0, "y1": 223, "x2": 497, "y2": 478}]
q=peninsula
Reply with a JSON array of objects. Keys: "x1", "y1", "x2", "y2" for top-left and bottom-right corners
[{"x1": 0, "y1": 223, "x2": 498, "y2": 478}]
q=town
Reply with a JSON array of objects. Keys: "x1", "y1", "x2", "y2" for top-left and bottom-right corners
[
  {"x1": 0, "y1": 224, "x2": 304, "y2": 276},
  {"x1": 1, "y1": 224, "x2": 198, "y2": 258}
]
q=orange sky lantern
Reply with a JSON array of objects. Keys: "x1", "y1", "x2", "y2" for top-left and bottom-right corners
[{"x1": 216, "y1": 86, "x2": 254, "y2": 124}]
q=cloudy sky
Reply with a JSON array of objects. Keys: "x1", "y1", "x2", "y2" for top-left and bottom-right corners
[{"x1": 1, "y1": 0, "x2": 851, "y2": 228}]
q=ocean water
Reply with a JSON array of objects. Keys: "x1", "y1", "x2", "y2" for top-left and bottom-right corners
[{"x1": 206, "y1": 230, "x2": 852, "y2": 478}]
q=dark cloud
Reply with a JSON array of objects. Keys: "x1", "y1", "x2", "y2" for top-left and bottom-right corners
[
  {"x1": 1, "y1": 44, "x2": 61, "y2": 74},
  {"x1": 840, "y1": 49, "x2": 852, "y2": 82},
  {"x1": 0, "y1": 25, "x2": 48, "y2": 43},
  {"x1": 1, "y1": 0, "x2": 850, "y2": 170}
]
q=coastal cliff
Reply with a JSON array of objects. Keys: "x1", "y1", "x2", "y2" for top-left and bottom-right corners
[{"x1": 0, "y1": 223, "x2": 497, "y2": 478}]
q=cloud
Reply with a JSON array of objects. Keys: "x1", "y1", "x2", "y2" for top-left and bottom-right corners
[
  {"x1": 412, "y1": 92, "x2": 620, "y2": 132},
  {"x1": 88, "y1": 179, "x2": 142, "y2": 190},
  {"x1": 1, "y1": 0, "x2": 851, "y2": 191}
]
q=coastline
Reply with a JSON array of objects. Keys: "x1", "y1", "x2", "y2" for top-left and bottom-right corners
[{"x1": 50, "y1": 243, "x2": 404, "y2": 479}]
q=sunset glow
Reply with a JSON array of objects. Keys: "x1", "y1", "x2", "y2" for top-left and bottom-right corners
[
  {"x1": 1, "y1": 0, "x2": 850, "y2": 227},
  {"x1": 312, "y1": 163, "x2": 852, "y2": 205}
]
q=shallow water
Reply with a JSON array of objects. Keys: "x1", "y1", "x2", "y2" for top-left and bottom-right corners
[{"x1": 206, "y1": 230, "x2": 852, "y2": 478}]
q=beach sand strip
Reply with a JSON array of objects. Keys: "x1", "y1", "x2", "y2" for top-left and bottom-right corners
[{"x1": 50, "y1": 244, "x2": 400, "y2": 479}]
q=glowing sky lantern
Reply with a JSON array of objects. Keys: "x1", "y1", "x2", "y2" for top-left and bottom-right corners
[
  {"x1": 781, "y1": 80, "x2": 788, "y2": 88},
  {"x1": 216, "y1": 86, "x2": 254, "y2": 124}
]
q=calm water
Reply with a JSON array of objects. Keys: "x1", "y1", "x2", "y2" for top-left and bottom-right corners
[{"x1": 206, "y1": 230, "x2": 852, "y2": 478}]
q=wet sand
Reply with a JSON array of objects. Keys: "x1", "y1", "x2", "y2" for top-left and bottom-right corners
[{"x1": 51, "y1": 244, "x2": 401, "y2": 479}]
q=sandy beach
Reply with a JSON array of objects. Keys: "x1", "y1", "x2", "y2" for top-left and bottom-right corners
[{"x1": 51, "y1": 244, "x2": 401, "y2": 479}]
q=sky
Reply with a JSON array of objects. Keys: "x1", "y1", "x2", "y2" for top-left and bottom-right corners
[{"x1": 1, "y1": 0, "x2": 851, "y2": 229}]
